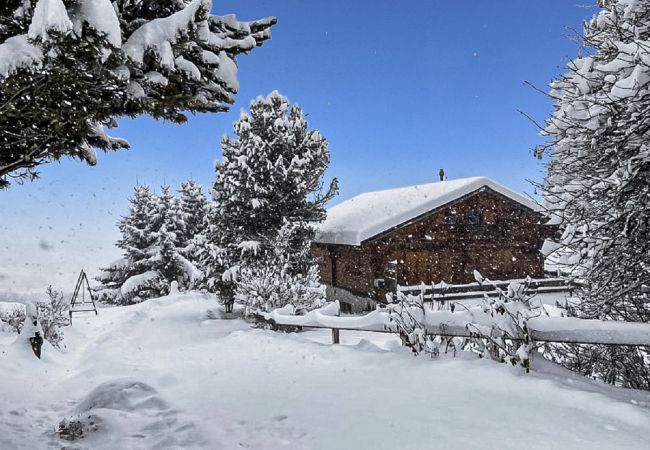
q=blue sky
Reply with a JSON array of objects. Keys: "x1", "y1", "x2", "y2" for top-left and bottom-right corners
[{"x1": 0, "y1": 1, "x2": 596, "y2": 291}]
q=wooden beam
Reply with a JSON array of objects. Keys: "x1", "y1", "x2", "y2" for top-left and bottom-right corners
[
  {"x1": 264, "y1": 306, "x2": 650, "y2": 347},
  {"x1": 332, "y1": 328, "x2": 340, "y2": 344}
]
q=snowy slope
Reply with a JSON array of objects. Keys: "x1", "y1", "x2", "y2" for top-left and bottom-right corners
[
  {"x1": 0, "y1": 293, "x2": 647, "y2": 449},
  {"x1": 315, "y1": 177, "x2": 541, "y2": 246}
]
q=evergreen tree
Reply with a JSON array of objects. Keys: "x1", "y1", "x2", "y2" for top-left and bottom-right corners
[
  {"x1": 205, "y1": 91, "x2": 337, "y2": 311},
  {"x1": 177, "y1": 180, "x2": 209, "y2": 288},
  {"x1": 195, "y1": 200, "x2": 231, "y2": 297},
  {"x1": 119, "y1": 185, "x2": 158, "y2": 275},
  {"x1": 94, "y1": 258, "x2": 130, "y2": 302},
  {"x1": 96, "y1": 184, "x2": 201, "y2": 303},
  {"x1": 95, "y1": 184, "x2": 157, "y2": 303},
  {"x1": 177, "y1": 180, "x2": 208, "y2": 250},
  {"x1": 0, "y1": 0, "x2": 276, "y2": 188},
  {"x1": 147, "y1": 186, "x2": 186, "y2": 294},
  {"x1": 538, "y1": 0, "x2": 650, "y2": 389}
]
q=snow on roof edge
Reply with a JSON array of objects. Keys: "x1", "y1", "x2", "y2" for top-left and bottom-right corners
[{"x1": 314, "y1": 177, "x2": 542, "y2": 246}]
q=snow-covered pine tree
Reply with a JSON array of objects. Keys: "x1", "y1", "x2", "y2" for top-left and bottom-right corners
[
  {"x1": 93, "y1": 258, "x2": 130, "y2": 302},
  {"x1": 177, "y1": 180, "x2": 208, "y2": 250},
  {"x1": 145, "y1": 186, "x2": 186, "y2": 296},
  {"x1": 205, "y1": 91, "x2": 337, "y2": 312},
  {"x1": 95, "y1": 184, "x2": 157, "y2": 303},
  {"x1": 96, "y1": 184, "x2": 201, "y2": 303},
  {"x1": 119, "y1": 185, "x2": 158, "y2": 275},
  {"x1": 194, "y1": 200, "x2": 233, "y2": 305},
  {"x1": 0, "y1": 0, "x2": 276, "y2": 188},
  {"x1": 177, "y1": 180, "x2": 209, "y2": 287},
  {"x1": 537, "y1": 0, "x2": 650, "y2": 389}
]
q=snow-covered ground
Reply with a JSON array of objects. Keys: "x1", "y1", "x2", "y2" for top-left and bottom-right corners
[{"x1": 0, "y1": 292, "x2": 648, "y2": 449}]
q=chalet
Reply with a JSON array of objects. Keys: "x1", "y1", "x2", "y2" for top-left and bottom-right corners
[{"x1": 312, "y1": 176, "x2": 552, "y2": 312}]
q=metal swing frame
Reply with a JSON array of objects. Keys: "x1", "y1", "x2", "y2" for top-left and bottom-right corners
[{"x1": 69, "y1": 269, "x2": 98, "y2": 324}]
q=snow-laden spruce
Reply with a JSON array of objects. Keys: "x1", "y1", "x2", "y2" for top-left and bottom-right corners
[
  {"x1": 95, "y1": 182, "x2": 206, "y2": 304},
  {"x1": 0, "y1": 0, "x2": 276, "y2": 188},
  {"x1": 537, "y1": 0, "x2": 650, "y2": 389},
  {"x1": 201, "y1": 92, "x2": 337, "y2": 313},
  {"x1": 178, "y1": 180, "x2": 210, "y2": 268}
]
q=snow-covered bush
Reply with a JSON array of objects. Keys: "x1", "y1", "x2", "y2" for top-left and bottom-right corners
[
  {"x1": 37, "y1": 285, "x2": 69, "y2": 349},
  {"x1": 387, "y1": 271, "x2": 547, "y2": 372},
  {"x1": 0, "y1": 286, "x2": 68, "y2": 349},
  {"x1": 57, "y1": 419, "x2": 87, "y2": 442},
  {"x1": 237, "y1": 260, "x2": 326, "y2": 316},
  {"x1": 0, "y1": 0, "x2": 276, "y2": 188},
  {"x1": 387, "y1": 292, "x2": 441, "y2": 357},
  {"x1": 543, "y1": 296, "x2": 650, "y2": 388},
  {"x1": 535, "y1": 0, "x2": 650, "y2": 389},
  {"x1": 0, "y1": 307, "x2": 25, "y2": 333},
  {"x1": 463, "y1": 273, "x2": 547, "y2": 372},
  {"x1": 545, "y1": 341, "x2": 650, "y2": 388},
  {"x1": 233, "y1": 220, "x2": 327, "y2": 315}
]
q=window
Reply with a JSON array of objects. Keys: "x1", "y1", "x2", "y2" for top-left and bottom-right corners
[
  {"x1": 385, "y1": 261, "x2": 398, "y2": 291},
  {"x1": 386, "y1": 260, "x2": 398, "y2": 277},
  {"x1": 467, "y1": 208, "x2": 481, "y2": 225},
  {"x1": 444, "y1": 209, "x2": 457, "y2": 225}
]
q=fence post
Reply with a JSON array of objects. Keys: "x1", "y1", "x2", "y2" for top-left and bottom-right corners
[
  {"x1": 332, "y1": 328, "x2": 340, "y2": 344},
  {"x1": 332, "y1": 304, "x2": 341, "y2": 344}
]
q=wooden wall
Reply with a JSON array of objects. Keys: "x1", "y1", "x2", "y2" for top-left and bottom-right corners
[{"x1": 312, "y1": 187, "x2": 553, "y2": 302}]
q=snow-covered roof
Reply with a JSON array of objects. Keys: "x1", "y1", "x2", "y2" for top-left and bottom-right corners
[{"x1": 314, "y1": 177, "x2": 541, "y2": 246}]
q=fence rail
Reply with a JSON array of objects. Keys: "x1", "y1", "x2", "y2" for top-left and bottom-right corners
[
  {"x1": 263, "y1": 301, "x2": 650, "y2": 347},
  {"x1": 397, "y1": 277, "x2": 580, "y2": 302}
]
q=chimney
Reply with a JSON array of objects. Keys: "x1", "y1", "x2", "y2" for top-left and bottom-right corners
[{"x1": 438, "y1": 168, "x2": 445, "y2": 181}]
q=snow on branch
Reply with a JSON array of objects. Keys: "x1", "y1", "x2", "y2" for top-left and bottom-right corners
[
  {"x1": 123, "y1": 0, "x2": 210, "y2": 65},
  {"x1": 28, "y1": 0, "x2": 73, "y2": 42},
  {"x1": 0, "y1": 36, "x2": 43, "y2": 78},
  {"x1": 70, "y1": 0, "x2": 122, "y2": 48},
  {"x1": 120, "y1": 271, "x2": 160, "y2": 297},
  {"x1": 0, "y1": 0, "x2": 276, "y2": 188}
]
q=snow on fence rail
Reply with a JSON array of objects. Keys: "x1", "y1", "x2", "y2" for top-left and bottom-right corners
[
  {"x1": 397, "y1": 277, "x2": 580, "y2": 302},
  {"x1": 263, "y1": 301, "x2": 650, "y2": 346}
]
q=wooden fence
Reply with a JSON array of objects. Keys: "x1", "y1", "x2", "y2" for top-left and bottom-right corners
[
  {"x1": 397, "y1": 277, "x2": 579, "y2": 303},
  {"x1": 263, "y1": 301, "x2": 650, "y2": 347}
]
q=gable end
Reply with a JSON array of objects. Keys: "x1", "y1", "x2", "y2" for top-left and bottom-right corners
[{"x1": 361, "y1": 186, "x2": 542, "y2": 245}]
